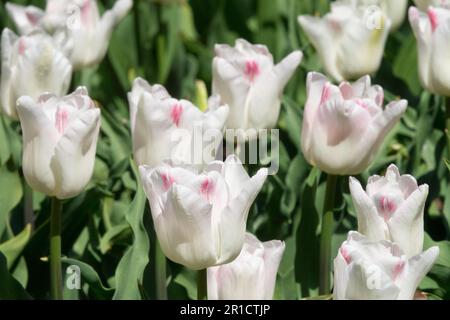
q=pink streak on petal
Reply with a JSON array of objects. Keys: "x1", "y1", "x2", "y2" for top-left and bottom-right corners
[
  {"x1": 340, "y1": 246, "x2": 352, "y2": 264},
  {"x1": 320, "y1": 83, "x2": 332, "y2": 105},
  {"x1": 81, "y1": 0, "x2": 92, "y2": 25},
  {"x1": 355, "y1": 99, "x2": 368, "y2": 109},
  {"x1": 170, "y1": 103, "x2": 183, "y2": 127},
  {"x1": 428, "y1": 8, "x2": 439, "y2": 32},
  {"x1": 55, "y1": 107, "x2": 69, "y2": 134},
  {"x1": 18, "y1": 38, "x2": 26, "y2": 55},
  {"x1": 161, "y1": 173, "x2": 175, "y2": 191},
  {"x1": 26, "y1": 12, "x2": 39, "y2": 26},
  {"x1": 200, "y1": 178, "x2": 214, "y2": 200},
  {"x1": 393, "y1": 261, "x2": 405, "y2": 280},
  {"x1": 379, "y1": 196, "x2": 397, "y2": 221},
  {"x1": 245, "y1": 60, "x2": 260, "y2": 82}
]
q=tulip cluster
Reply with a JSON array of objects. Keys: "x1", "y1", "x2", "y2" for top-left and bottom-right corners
[
  {"x1": 0, "y1": 0, "x2": 443, "y2": 301},
  {"x1": 333, "y1": 166, "x2": 439, "y2": 300}
]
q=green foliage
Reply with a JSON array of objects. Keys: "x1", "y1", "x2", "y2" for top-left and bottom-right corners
[{"x1": 0, "y1": 0, "x2": 449, "y2": 300}]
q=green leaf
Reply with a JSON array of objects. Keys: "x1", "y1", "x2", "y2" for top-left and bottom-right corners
[
  {"x1": 0, "y1": 116, "x2": 11, "y2": 165},
  {"x1": 295, "y1": 167, "x2": 320, "y2": 298},
  {"x1": 0, "y1": 166, "x2": 23, "y2": 236},
  {"x1": 392, "y1": 34, "x2": 421, "y2": 95},
  {"x1": 113, "y1": 159, "x2": 150, "y2": 299},
  {"x1": 0, "y1": 224, "x2": 31, "y2": 269},
  {"x1": 0, "y1": 252, "x2": 31, "y2": 299},
  {"x1": 62, "y1": 257, "x2": 113, "y2": 300}
]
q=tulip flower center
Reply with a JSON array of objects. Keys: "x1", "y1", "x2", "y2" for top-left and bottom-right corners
[
  {"x1": 161, "y1": 173, "x2": 175, "y2": 191},
  {"x1": 393, "y1": 261, "x2": 405, "y2": 280},
  {"x1": 245, "y1": 60, "x2": 260, "y2": 82},
  {"x1": 340, "y1": 246, "x2": 352, "y2": 264},
  {"x1": 377, "y1": 195, "x2": 397, "y2": 221},
  {"x1": 320, "y1": 83, "x2": 332, "y2": 105},
  {"x1": 55, "y1": 106, "x2": 69, "y2": 134},
  {"x1": 170, "y1": 103, "x2": 183, "y2": 127},
  {"x1": 428, "y1": 8, "x2": 439, "y2": 33},
  {"x1": 200, "y1": 178, "x2": 214, "y2": 200},
  {"x1": 81, "y1": 0, "x2": 92, "y2": 25},
  {"x1": 18, "y1": 38, "x2": 26, "y2": 55}
]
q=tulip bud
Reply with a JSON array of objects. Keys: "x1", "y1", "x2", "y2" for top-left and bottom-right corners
[
  {"x1": 298, "y1": 2, "x2": 391, "y2": 81},
  {"x1": 349, "y1": 164, "x2": 428, "y2": 257},
  {"x1": 212, "y1": 39, "x2": 302, "y2": 139},
  {"x1": 6, "y1": 0, "x2": 133, "y2": 70},
  {"x1": 16, "y1": 87, "x2": 100, "y2": 199},
  {"x1": 409, "y1": 5, "x2": 450, "y2": 96},
  {"x1": 334, "y1": 231, "x2": 439, "y2": 300},
  {"x1": 0, "y1": 28, "x2": 72, "y2": 119},
  {"x1": 139, "y1": 155, "x2": 268, "y2": 270},
  {"x1": 301, "y1": 72, "x2": 407, "y2": 175},
  {"x1": 128, "y1": 78, "x2": 229, "y2": 168},
  {"x1": 207, "y1": 232, "x2": 285, "y2": 300}
]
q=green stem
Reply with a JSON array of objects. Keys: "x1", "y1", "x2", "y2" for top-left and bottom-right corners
[
  {"x1": 197, "y1": 269, "x2": 207, "y2": 300},
  {"x1": 445, "y1": 97, "x2": 450, "y2": 160},
  {"x1": 50, "y1": 197, "x2": 63, "y2": 300},
  {"x1": 155, "y1": 240, "x2": 167, "y2": 300},
  {"x1": 24, "y1": 184, "x2": 34, "y2": 230},
  {"x1": 319, "y1": 174, "x2": 337, "y2": 295}
]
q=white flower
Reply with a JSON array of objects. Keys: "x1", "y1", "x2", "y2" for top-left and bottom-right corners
[
  {"x1": 212, "y1": 39, "x2": 302, "y2": 138},
  {"x1": 128, "y1": 78, "x2": 229, "y2": 168},
  {"x1": 16, "y1": 87, "x2": 101, "y2": 199},
  {"x1": 334, "y1": 231, "x2": 439, "y2": 300},
  {"x1": 207, "y1": 232, "x2": 285, "y2": 300},
  {"x1": 301, "y1": 72, "x2": 407, "y2": 175},
  {"x1": 1, "y1": 28, "x2": 72, "y2": 119},
  {"x1": 349, "y1": 165, "x2": 428, "y2": 257},
  {"x1": 6, "y1": 0, "x2": 133, "y2": 70},
  {"x1": 409, "y1": 5, "x2": 450, "y2": 96},
  {"x1": 298, "y1": 2, "x2": 391, "y2": 81},
  {"x1": 139, "y1": 155, "x2": 268, "y2": 270}
]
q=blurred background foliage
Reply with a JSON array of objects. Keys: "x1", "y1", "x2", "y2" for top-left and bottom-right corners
[{"x1": 0, "y1": 0, "x2": 449, "y2": 300}]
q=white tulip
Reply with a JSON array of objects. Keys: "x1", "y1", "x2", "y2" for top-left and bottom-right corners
[
  {"x1": 409, "y1": 5, "x2": 450, "y2": 96},
  {"x1": 16, "y1": 87, "x2": 100, "y2": 199},
  {"x1": 139, "y1": 155, "x2": 268, "y2": 270},
  {"x1": 128, "y1": 78, "x2": 229, "y2": 168},
  {"x1": 298, "y1": 2, "x2": 391, "y2": 81},
  {"x1": 0, "y1": 28, "x2": 72, "y2": 119},
  {"x1": 6, "y1": 0, "x2": 132, "y2": 70},
  {"x1": 334, "y1": 231, "x2": 439, "y2": 300},
  {"x1": 212, "y1": 39, "x2": 302, "y2": 138},
  {"x1": 207, "y1": 232, "x2": 285, "y2": 300},
  {"x1": 349, "y1": 164, "x2": 428, "y2": 257},
  {"x1": 301, "y1": 72, "x2": 407, "y2": 175}
]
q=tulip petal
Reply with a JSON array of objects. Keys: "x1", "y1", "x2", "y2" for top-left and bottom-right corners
[
  {"x1": 1, "y1": 28, "x2": 18, "y2": 118},
  {"x1": 298, "y1": 15, "x2": 341, "y2": 81},
  {"x1": 397, "y1": 246, "x2": 440, "y2": 299},
  {"x1": 222, "y1": 155, "x2": 251, "y2": 198},
  {"x1": 16, "y1": 96, "x2": 58, "y2": 195},
  {"x1": 345, "y1": 263, "x2": 400, "y2": 300},
  {"x1": 5, "y1": 3, "x2": 44, "y2": 35},
  {"x1": 349, "y1": 177, "x2": 388, "y2": 241},
  {"x1": 212, "y1": 57, "x2": 250, "y2": 129},
  {"x1": 15, "y1": 33, "x2": 72, "y2": 101},
  {"x1": 216, "y1": 168, "x2": 267, "y2": 264},
  {"x1": 51, "y1": 108, "x2": 100, "y2": 199},
  {"x1": 387, "y1": 185, "x2": 428, "y2": 257},
  {"x1": 160, "y1": 184, "x2": 216, "y2": 270},
  {"x1": 261, "y1": 239, "x2": 285, "y2": 299}
]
